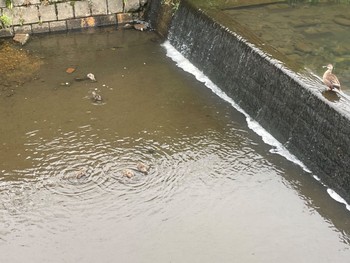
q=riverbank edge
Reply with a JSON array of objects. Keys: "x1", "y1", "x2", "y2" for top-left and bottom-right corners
[{"x1": 0, "y1": 0, "x2": 147, "y2": 37}]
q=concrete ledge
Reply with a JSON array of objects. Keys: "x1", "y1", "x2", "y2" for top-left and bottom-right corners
[
  {"x1": 0, "y1": 28, "x2": 13, "y2": 37},
  {"x1": 32, "y1": 22, "x2": 50, "y2": 34},
  {"x1": 94, "y1": 14, "x2": 117, "y2": 26},
  {"x1": 49, "y1": 20, "x2": 67, "y2": 32},
  {"x1": 67, "y1": 16, "x2": 95, "y2": 29},
  {"x1": 14, "y1": 25, "x2": 32, "y2": 33},
  {"x1": 167, "y1": 0, "x2": 350, "y2": 203},
  {"x1": 67, "y1": 14, "x2": 116, "y2": 30},
  {"x1": 117, "y1": 13, "x2": 133, "y2": 24}
]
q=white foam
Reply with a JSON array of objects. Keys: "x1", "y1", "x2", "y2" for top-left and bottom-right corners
[
  {"x1": 162, "y1": 40, "x2": 310, "y2": 173},
  {"x1": 327, "y1": 189, "x2": 350, "y2": 211}
]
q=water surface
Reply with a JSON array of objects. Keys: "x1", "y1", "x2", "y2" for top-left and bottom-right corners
[
  {"x1": 0, "y1": 28, "x2": 349, "y2": 262},
  {"x1": 225, "y1": 2, "x2": 350, "y2": 91}
]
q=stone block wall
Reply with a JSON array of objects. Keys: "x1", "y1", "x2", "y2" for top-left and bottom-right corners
[{"x1": 0, "y1": 0, "x2": 147, "y2": 37}]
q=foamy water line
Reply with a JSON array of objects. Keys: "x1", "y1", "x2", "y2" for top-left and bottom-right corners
[{"x1": 162, "y1": 40, "x2": 350, "y2": 211}]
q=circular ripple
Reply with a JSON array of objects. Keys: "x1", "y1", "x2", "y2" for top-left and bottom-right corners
[{"x1": 0, "y1": 123, "x2": 260, "y2": 231}]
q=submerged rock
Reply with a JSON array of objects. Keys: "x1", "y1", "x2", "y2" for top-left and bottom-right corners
[
  {"x1": 13, "y1": 33, "x2": 30, "y2": 45},
  {"x1": 333, "y1": 17, "x2": 350, "y2": 27},
  {"x1": 294, "y1": 41, "x2": 313, "y2": 54}
]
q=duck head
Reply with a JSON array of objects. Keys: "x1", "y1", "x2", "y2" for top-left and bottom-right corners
[{"x1": 323, "y1": 64, "x2": 333, "y2": 71}]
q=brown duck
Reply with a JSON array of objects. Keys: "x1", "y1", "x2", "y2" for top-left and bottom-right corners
[
  {"x1": 122, "y1": 169, "x2": 135, "y2": 178},
  {"x1": 323, "y1": 64, "x2": 341, "y2": 91},
  {"x1": 136, "y1": 162, "x2": 150, "y2": 175}
]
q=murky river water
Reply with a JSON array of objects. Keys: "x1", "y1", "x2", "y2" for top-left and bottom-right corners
[
  {"x1": 0, "y1": 28, "x2": 350, "y2": 262},
  {"x1": 225, "y1": 1, "x2": 350, "y2": 91}
]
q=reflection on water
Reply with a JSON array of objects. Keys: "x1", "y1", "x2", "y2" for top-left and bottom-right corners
[
  {"x1": 225, "y1": 2, "x2": 350, "y2": 91},
  {"x1": 0, "y1": 28, "x2": 350, "y2": 262}
]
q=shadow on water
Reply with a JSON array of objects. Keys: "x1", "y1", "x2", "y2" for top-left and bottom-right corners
[
  {"x1": 322, "y1": 89, "x2": 341, "y2": 102},
  {"x1": 0, "y1": 27, "x2": 350, "y2": 262}
]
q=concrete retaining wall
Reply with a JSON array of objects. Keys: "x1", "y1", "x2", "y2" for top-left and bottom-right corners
[
  {"x1": 158, "y1": 0, "x2": 350, "y2": 203},
  {"x1": 0, "y1": 0, "x2": 147, "y2": 37}
]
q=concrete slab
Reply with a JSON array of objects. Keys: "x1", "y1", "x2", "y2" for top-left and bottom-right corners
[
  {"x1": 0, "y1": 28, "x2": 13, "y2": 37},
  {"x1": 13, "y1": 25, "x2": 32, "y2": 34},
  {"x1": 12, "y1": 0, "x2": 26, "y2": 5},
  {"x1": 23, "y1": 6, "x2": 40, "y2": 24},
  {"x1": 117, "y1": 13, "x2": 133, "y2": 24},
  {"x1": 49, "y1": 20, "x2": 67, "y2": 32},
  {"x1": 66, "y1": 14, "x2": 117, "y2": 30},
  {"x1": 39, "y1": 4, "x2": 57, "y2": 22},
  {"x1": 95, "y1": 14, "x2": 116, "y2": 26},
  {"x1": 90, "y1": 0, "x2": 107, "y2": 15},
  {"x1": 32, "y1": 22, "x2": 50, "y2": 33},
  {"x1": 56, "y1": 2, "x2": 74, "y2": 20},
  {"x1": 74, "y1": 1, "x2": 91, "y2": 18},
  {"x1": 67, "y1": 17, "x2": 84, "y2": 30},
  {"x1": 140, "y1": 0, "x2": 147, "y2": 7},
  {"x1": 13, "y1": 0, "x2": 40, "y2": 5},
  {"x1": 67, "y1": 17, "x2": 94, "y2": 29},
  {"x1": 107, "y1": 0, "x2": 123, "y2": 13},
  {"x1": 0, "y1": 0, "x2": 6, "y2": 8},
  {"x1": 4, "y1": 6, "x2": 39, "y2": 25},
  {"x1": 124, "y1": 0, "x2": 140, "y2": 12}
]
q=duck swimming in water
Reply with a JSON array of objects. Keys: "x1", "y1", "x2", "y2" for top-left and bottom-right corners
[
  {"x1": 87, "y1": 73, "x2": 96, "y2": 82},
  {"x1": 122, "y1": 169, "x2": 135, "y2": 178},
  {"x1": 323, "y1": 64, "x2": 341, "y2": 91},
  {"x1": 137, "y1": 162, "x2": 150, "y2": 175},
  {"x1": 91, "y1": 91, "x2": 102, "y2": 102}
]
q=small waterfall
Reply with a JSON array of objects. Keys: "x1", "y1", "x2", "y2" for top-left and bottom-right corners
[{"x1": 158, "y1": 0, "x2": 350, "y2": 204}]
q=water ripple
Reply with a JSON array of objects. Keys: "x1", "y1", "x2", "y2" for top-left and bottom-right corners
[{"x1": 0, "y1": 123, "x2": 271, "y2": 233}]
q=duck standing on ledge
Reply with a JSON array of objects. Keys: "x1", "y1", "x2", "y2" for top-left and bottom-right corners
[{"x1": 323, "y1": 64, "x2": 341, "y2": 91}]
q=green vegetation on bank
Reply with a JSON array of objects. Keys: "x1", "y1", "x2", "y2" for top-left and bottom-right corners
[{"x1": 0, "y1": 15, "x2": 11, "y2": 29}]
